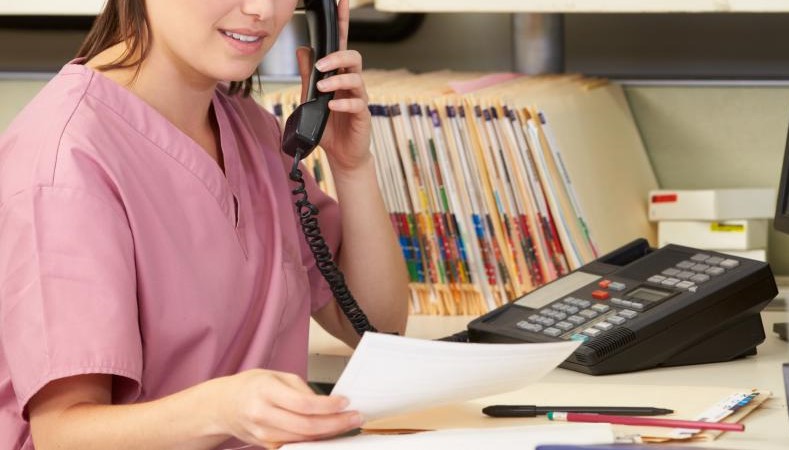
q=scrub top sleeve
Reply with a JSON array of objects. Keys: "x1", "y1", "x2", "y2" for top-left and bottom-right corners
[{"x1": 0, "y1": 187, "x2": 142, "y2": 415}]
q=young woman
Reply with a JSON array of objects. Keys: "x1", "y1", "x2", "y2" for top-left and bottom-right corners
[{"x1": 0, "y1": 0, "x2": 409, "y2": 448}]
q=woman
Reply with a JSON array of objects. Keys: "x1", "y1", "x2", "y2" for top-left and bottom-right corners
[{"x1": 0, "y1": 0, "x2": 409, "y2": 448}]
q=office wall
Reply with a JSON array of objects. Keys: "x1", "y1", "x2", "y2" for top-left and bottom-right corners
[{"x1": 3, "y1": 12, "x2": 789, "y2": 273}]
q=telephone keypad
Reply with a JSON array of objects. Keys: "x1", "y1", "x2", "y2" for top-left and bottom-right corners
[{"x1": 516, "y1": 251, "x2": 745, "y2": 344}]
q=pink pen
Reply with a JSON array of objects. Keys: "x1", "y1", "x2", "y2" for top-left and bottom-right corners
[{"x1": 547, "y1": 412, "x2": 745, "y2": 432}]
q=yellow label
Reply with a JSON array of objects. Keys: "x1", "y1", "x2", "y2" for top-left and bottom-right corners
[{"x1": 710, "y1": 222, "x2": 745, "y2": 232}]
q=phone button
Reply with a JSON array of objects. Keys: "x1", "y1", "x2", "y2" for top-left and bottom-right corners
[
  {"x1": 543, "y1": 327, "x2": 562, "y2": 337},
  {"x1": 592, "y1": 290, "x2": 610, "y2": 300},
  {"x1": 619, "y1": 309, "x2": 638, "y2": 319}
]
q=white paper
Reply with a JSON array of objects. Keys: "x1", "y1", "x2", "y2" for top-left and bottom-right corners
[
  {"x1": 330, "y1": 332, "x2": 580, "y2": 421},
  {"x1": 281, "y1": 423, "x2": 614, "y2": 449}
]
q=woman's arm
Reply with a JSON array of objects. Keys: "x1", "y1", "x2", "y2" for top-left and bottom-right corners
[
  {"x1": 29, "y1": 371, "x2": 360, "y2": 450},
  {"x1": 304, "y1": 0, "x2": 409, "y2": 346}
]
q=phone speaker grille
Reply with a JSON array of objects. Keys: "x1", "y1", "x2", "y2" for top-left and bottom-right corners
[{"x1": 575, "y1": 328, "x2": 636, "y2": 363}]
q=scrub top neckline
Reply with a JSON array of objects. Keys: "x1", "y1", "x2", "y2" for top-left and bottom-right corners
[{"x1": 62, "y1": 60, "x2": 246, "y2": 237}]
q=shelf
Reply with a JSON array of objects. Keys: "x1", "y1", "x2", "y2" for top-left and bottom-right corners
[
  {"x1": 0, "y1": 0, "x2": 373, "y2": 16},
  {"x1": 374, "y1": 0, "x2": 789, "y2": 13}
]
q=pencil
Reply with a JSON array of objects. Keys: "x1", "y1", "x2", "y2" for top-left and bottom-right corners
[{"x1": 547, "y1": 411, "x2": 745, "y2": 432}]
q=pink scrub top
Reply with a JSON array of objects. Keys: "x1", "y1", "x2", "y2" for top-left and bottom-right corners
[{"x1": 0, "y1": 61, "x2": 341, "y2": 449}]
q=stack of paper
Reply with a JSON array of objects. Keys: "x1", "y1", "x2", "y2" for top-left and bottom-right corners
[
  {"x1": 260, "y1": 71, "x2": 657, "y2": 315},
  {"x1": 649, "y1": 189, "x2": 776, "y2": 260}
]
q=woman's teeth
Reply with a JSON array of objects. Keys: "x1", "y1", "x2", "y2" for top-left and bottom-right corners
[{"x1": 223, "y1": 31, "x2": 260, "y2": 43}]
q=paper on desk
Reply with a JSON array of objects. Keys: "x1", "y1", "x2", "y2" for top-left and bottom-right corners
[
  {"x1": 281, "y1": 423, "x2": 614, "y2": 450},
  {"x1": 330, "y1": 332, "x2": 580, "y2": 421}
]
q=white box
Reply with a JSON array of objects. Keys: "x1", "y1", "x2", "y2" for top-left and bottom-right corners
[
  {"x1": 649, "y1": 188, "x2": 776, "y2": 221},
  {"x1": 658, "y1": 220, "x2": 768, "y2": 250}
]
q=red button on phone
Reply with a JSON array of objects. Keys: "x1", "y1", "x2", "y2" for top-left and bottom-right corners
[
  {"x1": 598, "y1": 280, "x2": 611, "y2": 289},
  {"x1": 592, "y1": 290, "x2": 610, "y2": 300}
]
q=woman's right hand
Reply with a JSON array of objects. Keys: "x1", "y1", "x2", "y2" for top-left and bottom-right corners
[{"x1": 209, "y1": 369, "x2": 362, "y2": 448}]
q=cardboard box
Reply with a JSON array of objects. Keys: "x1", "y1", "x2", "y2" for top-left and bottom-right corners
[
  {"x1": 657, "y1": 220, "x2": 768, "y2": 250},
  {"x1": 649, "y1": 189, "x2": 776, "y2": 221}
]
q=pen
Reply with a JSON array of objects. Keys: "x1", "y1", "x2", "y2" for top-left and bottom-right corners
[
  {"x1": 482, "y1": 405, "x2": 673, "y2": 417},
  {"x1": 547, "y1": 411, "x2": 745, "y2": 432}
]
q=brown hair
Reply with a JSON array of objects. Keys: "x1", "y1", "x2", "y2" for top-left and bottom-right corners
[{"x1": 76, "y1": 0, "x2": 256, "y2": 96}]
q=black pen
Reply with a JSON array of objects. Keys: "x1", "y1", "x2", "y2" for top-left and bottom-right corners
[{"x1": 482, "y1": 405, "x2": 674, "y2": 418}]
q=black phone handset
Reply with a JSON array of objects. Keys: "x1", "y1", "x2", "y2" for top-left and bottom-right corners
[{"x1": 283, "y1": 0, "x2": 377, "y2": 336}]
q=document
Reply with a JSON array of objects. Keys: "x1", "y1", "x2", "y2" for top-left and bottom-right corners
[
  {"x1": 281, "y1": 423, "x2": 614, "y2": 449},
  {"x1": 330, "y1": 332, "x2": 580, "y2": 421}
]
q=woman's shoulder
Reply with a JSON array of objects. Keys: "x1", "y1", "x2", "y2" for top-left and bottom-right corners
[{"x1": 0, "y1": 65, "x2": 100, "y2": 203}]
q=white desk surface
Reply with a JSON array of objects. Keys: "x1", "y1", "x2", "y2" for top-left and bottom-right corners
[{"x1": 308, "y1": 310, "x2": 789, "y2": 449}]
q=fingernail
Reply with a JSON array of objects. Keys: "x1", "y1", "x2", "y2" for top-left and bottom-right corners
[
  {"x1": 316, "y1": 80, "x2": 327, "y2": 91},
  {"x1": 315, "y1": 59, "x2": 329, "y2": 71},
  {"x1": 349, "y1": 413, "x2": 364, "y2": 427}
]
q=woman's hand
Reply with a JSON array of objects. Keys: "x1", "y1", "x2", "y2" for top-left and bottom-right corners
[
  {"x1": 211, "y1": 369, "x2": 362, "y2": 448},
  {"x1": 295, "y1": 0, "x2": 372, "y2": 175}
]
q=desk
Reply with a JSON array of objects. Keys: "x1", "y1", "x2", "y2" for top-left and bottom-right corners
[{"x1": 308, "y1": 310, "x2": 789, "y2": 449}]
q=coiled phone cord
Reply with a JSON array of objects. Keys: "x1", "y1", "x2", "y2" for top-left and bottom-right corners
[{"x1": 289, "y1": 151, "x2": 378, "y2": 336}]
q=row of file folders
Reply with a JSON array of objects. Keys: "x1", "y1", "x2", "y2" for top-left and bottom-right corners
[{"x1": 259, "y1": 71, "x2": 659, "y2": 316}]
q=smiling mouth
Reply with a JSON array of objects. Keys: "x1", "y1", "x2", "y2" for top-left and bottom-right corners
[{"x1": 221, "y1": 30, "x2": 262, "y2": 43}]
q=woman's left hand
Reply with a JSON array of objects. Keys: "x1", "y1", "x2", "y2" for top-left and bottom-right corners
[{"x1": 295, "y1": 0, "x2": 371, "y2": 175}]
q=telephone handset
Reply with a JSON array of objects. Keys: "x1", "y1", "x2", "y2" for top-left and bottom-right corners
[
  {"x1": 283, "y1": 0, "x2": 377, "y2": 336},
  {"x1": 283, "y1": 0, "x2": 339, "y2": 159}
]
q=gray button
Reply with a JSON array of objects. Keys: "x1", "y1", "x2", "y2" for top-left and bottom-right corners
[
  {"x1": 554, "y1": 321, "x2": 574, "y2": 331},
  {"x1": 591, "y1": 304, "x2": 611, "y2": 313},
  {"x1": 564, "y1": 297, "x2": 581, "y2": 306},
  {"x1": 548, "y1": 310, "x2": 567, "y2": 320},
  {"x1": 705, "y1": 267, "x2": 725, "y2": 276},
  {"x1": 676, "y1": 280, "x2": 695, "y2": 289},
  {"x1": 566, "y1": 315, "x2": 586, "y2": 325},
  {"x1": 619, "y1": 309, "x2": 638, "y2": 319},
  {"x1": 539, "y1": 317, "x2": 556, "y2": 326},
  {"x1": 607, "y1": 315, "x2": 626, "y2": 325},
  {"x1": 689, "y1": 286, "x2": 698, "y2": 293},
  {"x1": 583, "y1": 327, "x2": 602, "y2": 337},
  {"x1": 720, "y1": 259, "x2": 740, "y2": 269},
  {"x1": 648, "y1": 275, "x2": 667, "y2": 283},
  {"x1": 676, "y1": 260, "x2": 696, "y2": 269},
  {"x1": 611, "y1": 298, "x2": 630, "y2": 307},
  {"x1": 661, "y1": 278, "x2": 680, "y2": 286},
  {"x1": 528, "y1": 314, "x2": 541, "y2": 322},
  {"x1": 691, "y1": 253, "x2": 711, "y2": 262},
  {"x1": 579, "y1": 309, "x2": 599, "y2": 319},
  {"x1": 690, "y1": 274, "x2": 710, "y2": 283},
  {"x1": 595, "y1": 321, "x2": 614, "y2": 331},
  {"x1": 552, "y1": 304, "x2": 569, "y2": 312},
  {"x1": 691, "y1": 264, "x2": 710, "y2": 272},
  {"x1": 543, "y1": 327, "x2": 562, "y2": 337},
  {"x1": 564, "y1": 305, "x2": 579, "y2": 314},
  {"x1": 517, "y1": 321, "x2": 543, "y2": 332},
  {"x1": 676, "y1": 271, "x2": 695, "y2": 280},
  {"x1": 576, "y1": 299, "x2": 592, "y2": 308},
  {"x1": 661, "y1": 268, "x2": 681, "y2": 277},
  {"x1": 705, "y1": 256, "x2": 724, "y2": 265},
  {"x1": 629, "y1": 302, "x2": 645, "y2": 311}
]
